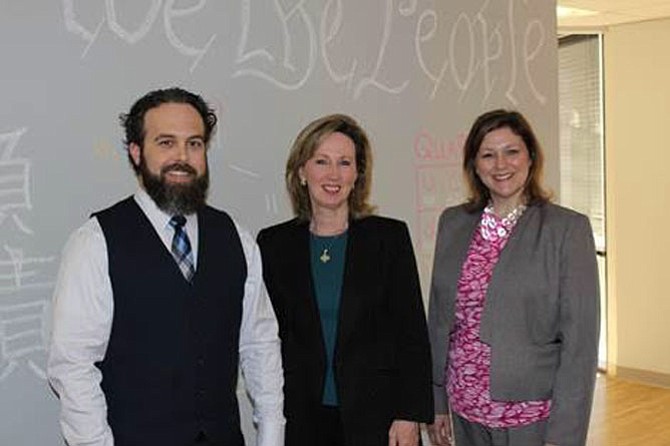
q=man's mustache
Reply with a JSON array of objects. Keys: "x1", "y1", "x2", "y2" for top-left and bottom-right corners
[{"x1": 161, "y1": 163, "x2": 197, "y2": 176}]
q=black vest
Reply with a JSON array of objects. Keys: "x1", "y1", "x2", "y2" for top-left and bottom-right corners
[{"x1": 94, "y1": 197, "x2": 247, "y2": 446}]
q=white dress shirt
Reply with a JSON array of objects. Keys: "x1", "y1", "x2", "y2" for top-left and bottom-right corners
[{"x1": 47, "y1": 189, "x2": 285, "y2": 446}]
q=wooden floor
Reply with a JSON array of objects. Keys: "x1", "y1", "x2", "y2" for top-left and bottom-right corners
[{"x1": 586, "y1": 374, "x2": 670, "y2": 445}]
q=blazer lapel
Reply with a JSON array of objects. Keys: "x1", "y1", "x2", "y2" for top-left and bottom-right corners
[
  {"x1": 441, "y1": 209, "x2": 482, "y2": 304},
  {"x1": 335, "y1": 219, "x2": 358, "y2": 357},
  {"x1": 480, "y1": 205, "x2": 537, "y2": 341},
  {"x1": 449, "y1": 211, "x2": 481, "y2": 284}
]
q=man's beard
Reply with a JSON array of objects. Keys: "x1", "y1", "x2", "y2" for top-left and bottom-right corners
[{"x1": 140, "y1": 158, "x2": 209, "y2": 216}]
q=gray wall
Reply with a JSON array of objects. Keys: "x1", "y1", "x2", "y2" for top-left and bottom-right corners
[{"x1": 0, "y1": 1, "x2": 557, "y2": 444}]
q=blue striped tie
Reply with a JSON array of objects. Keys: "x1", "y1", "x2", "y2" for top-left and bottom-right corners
[{"x1": 169, "y1": 215, "x2": 195, "y2": 282}]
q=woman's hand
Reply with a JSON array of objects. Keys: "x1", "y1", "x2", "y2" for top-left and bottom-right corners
[
  {"x1": 426, "y1": 413, "x2": 453, "y2": 446},
  {"x1": 388, "y1": 419, "x2": 420, "y2": 446}
]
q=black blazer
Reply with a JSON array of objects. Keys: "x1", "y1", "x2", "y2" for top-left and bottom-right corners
[{"x1": 258, "y1": 216, "x2": 433, "y2": 446}]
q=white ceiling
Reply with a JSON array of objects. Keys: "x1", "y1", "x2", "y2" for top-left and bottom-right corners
[{"x1": 557, "y1": 0, "x2": 670, "y2": 31}]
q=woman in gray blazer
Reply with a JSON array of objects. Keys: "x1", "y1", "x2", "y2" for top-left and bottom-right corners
[{"x1": 426, "y1": 110, "x2": 599, "y2": 446}]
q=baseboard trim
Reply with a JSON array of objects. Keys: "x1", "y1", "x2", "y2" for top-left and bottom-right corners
[{"x1": 615, "y1": 366, "x2": 670, "y2": 389}]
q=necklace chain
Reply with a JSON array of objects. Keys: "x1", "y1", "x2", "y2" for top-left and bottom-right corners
[{"x1": 312, "y1": 231, "x2": 346, "y2": 264}]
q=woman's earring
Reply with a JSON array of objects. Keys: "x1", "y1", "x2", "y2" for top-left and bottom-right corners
[{"x1": 300, "y1": 177, "x2": 307, "y2": 186}]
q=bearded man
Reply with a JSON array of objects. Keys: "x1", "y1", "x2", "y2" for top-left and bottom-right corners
[{"x1": 47, "y1": 88, "x2": 285, "y2": 446}]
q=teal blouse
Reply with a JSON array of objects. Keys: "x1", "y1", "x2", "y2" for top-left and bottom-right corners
[{"x1": 309, "y1": 231, "x2": 347, "y2": 406}]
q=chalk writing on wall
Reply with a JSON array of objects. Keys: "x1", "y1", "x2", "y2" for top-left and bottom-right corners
[
  {"x1": 234, "y1": 0, "x2": 317, "y2": 90},
  {"x1": 63, "y1": 0, "x2": 548, "y2": 103},
  {"x1": 0, "y1": 128, "x2": 55, "y2": 382},
  {"x1": 415, "y1": 0, "x2": 547, "y2": 104},
  {"x1": 320, "y1": 0, "x2": 409, "y2": 99},
  {"x1": 63, "y1": 0, "x2": 217, "y2": 71}
]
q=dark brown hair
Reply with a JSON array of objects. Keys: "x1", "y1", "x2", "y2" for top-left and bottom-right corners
[
  {"x1": 120, "y1": 87, "x2": 217, "y2": 174},
  {"x1": 462, "y1": 109, "x2": 551, "y2": 211}
]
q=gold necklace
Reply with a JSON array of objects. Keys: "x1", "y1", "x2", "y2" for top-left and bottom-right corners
[
  {"x1": 311, "y1": 221, "x2": 348, "y2": 264},
  {"x1": 313, "y1": 231, "x2": 347, "y2": 264}
]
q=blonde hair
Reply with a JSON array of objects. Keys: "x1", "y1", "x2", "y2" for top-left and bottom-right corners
[{"x1": 286, "y1": 114, "x2": 375, "y2": 220}]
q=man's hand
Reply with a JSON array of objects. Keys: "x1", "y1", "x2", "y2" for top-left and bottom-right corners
[{"x1": 388, "y1": 419, "x2": 420, "y2": 446}]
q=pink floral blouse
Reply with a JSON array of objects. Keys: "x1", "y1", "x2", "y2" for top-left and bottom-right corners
[{"x1": 446, "y1": 204, "x2": 551, "y2": 428}]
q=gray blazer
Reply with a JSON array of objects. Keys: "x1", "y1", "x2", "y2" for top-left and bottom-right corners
[{"x1": 428, "y1": 202, "x2": 599, "y2": 446}]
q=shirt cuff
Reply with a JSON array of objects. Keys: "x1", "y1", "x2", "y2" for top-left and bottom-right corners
[{"x1": 255, "y1": 420, "x2": 285, "y2": 446}]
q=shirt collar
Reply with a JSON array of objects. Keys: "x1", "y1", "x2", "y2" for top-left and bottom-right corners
[{"x1": 133, "y1": 188, "x2": 197, "y2": 231}]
